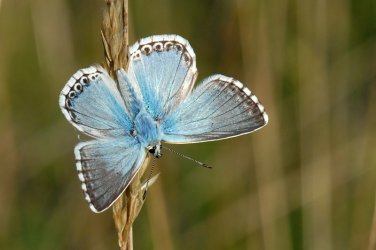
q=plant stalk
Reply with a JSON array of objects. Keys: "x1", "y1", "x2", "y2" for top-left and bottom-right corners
[{"x1": 101, "y1": 1, "x2": 150, "y2": 249}]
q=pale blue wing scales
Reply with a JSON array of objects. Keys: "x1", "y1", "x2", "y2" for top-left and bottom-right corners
[
  {"x1": 116, "y1": 69, "x2": 143, "y2": 118},
  {"x1": 127, "y1": 35, "x2": 197, "y2": 119},
  {"x1": 75, "y1": 137, "x2": 146, "y2": 212},
  {"x1": 162, "y1": 75, "x2": 269, "y2": 143},
  {"x1": 59, "y1": 66, "x2": 132, "y2": 138}
]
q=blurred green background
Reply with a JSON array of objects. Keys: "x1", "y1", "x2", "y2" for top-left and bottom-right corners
[{"x1": 1, "y1": 0, "x2": 376, "y2": 249}]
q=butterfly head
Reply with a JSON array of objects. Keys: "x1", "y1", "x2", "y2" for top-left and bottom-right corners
[{"x1": 148, "y1": 143, "x2": 162, "y2": 158}]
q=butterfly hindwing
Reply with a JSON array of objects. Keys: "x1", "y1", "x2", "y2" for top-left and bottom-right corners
[
  {"x1": 127, "y1": 35, "x2": 197, "y2": 119},
  {"x1": 75, "y1": 137, "x2": 146, "y2": 213},
  {"x1": 162, "y1": 75, "x2": 268, "y2": 143},
  {"x1": 59, "y1": 65, "x2": 133, "y2": 138}
]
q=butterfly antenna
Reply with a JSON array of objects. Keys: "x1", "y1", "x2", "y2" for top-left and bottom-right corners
[
  {"x1": 143, "y1": 157, "x2": 156, "y2": 200},
  {"x1": 163, "y1": 145, "x2": 212, "y2": 169}
]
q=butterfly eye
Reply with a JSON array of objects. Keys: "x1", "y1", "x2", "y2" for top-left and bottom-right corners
[
  {"x1": 68, "y1": 91, "x2": 76, "y2": 99},
  {"x1": 148, "y1": 146, "x2": 161, "y2": 157},
  {"x1": 74, "y1": 83, "x2": 83, "y2": 93}
]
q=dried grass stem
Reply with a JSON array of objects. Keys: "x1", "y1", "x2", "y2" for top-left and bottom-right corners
[{"x1": 101, "y1": 1, "x2": 150, "y2": 249}]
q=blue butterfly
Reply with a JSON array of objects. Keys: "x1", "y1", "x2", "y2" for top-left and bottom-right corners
[{"x1": 59, "y1": 35, "x2": 268, "y2": 213}]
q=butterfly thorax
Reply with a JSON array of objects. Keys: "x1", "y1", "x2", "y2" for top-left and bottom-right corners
[{"x1": 133, "y1": 110, "x2": 162, "y2": 157}]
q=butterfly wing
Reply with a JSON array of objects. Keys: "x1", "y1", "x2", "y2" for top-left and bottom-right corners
[
  {"x1": 75, "y1": 137, "x2": 146, "y2": 212},
  {"x1": 161, "y1": 75, "x2": 268, "y2": 143},
  {"x1": 59, "y1": 65, "x2": 133, "y2": 138},
  {"x1": 126, "y1": 35, "x2": 197, "y2": 119}
]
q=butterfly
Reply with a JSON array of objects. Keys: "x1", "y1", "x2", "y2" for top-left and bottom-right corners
[{"x1": 59, "y1": 35, "x2": 268, "y2": 213}]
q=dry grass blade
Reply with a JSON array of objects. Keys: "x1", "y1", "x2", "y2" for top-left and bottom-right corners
[
  {"x1": 112, "y1": 156, "x2": 150, "y2": 249},
  {"x1": 101, "y1": 1, "x2": 152, "y2": 249},
  {"x1": 102, "y1": 0, "x2": 129, "y2": 75}
]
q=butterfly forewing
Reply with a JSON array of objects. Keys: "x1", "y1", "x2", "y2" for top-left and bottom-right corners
[
  {"x1": 59, "y1": 65, "x2": 132, "y2": 138},
  {"x1": 161, "y1": 75, "x2": 268, "y2": 143},
  {"x1": 127, "y1": 35, "x2": 197, "y2": 119}
]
